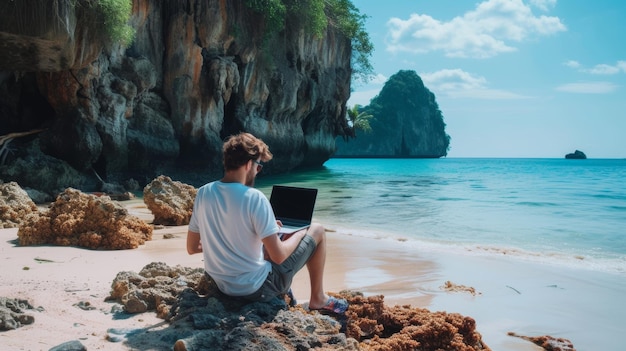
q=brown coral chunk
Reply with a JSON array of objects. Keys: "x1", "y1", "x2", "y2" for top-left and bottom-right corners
[
  {"x1": 341, "y1": 292, "x2": 491, "y2": 351},
  {"x1": 143, "y1": 175, "x2": 197, "y2": 225},
  {"x1": 17, "y1": 188, "x2": 152, "y2": 249},
  {"x1": 441, "y1": 280, "x2": 482, "y2": 296}
]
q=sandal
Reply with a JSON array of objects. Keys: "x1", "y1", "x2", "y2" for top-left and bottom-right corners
[{"x1": 311, "y1": 296, "x2": 349, "y2": 314}]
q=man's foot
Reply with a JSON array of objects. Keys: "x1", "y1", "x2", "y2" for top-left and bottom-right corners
[{"x1": 309, "y1": 296, "x2": 349, "y2": 314}]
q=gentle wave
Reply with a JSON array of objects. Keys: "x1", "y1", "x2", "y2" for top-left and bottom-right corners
[
  {"x1": 257, "y1": 158, "x2": 626, "y2": 275},
  {"x1": 323, "y1": 221, "x2": 626, "y2": 275}
]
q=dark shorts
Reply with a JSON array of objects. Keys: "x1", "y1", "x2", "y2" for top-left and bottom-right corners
[{"x1": 242, "y1": 234, "x2": 317, "y2": 302}]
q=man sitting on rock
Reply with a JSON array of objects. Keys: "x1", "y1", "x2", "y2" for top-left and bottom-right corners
[{"x1": 185, "y1": 132, "x2": 348, "y2": 314}]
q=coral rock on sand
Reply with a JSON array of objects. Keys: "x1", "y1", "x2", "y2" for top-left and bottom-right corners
[
  {"x1": 0, "y1": 297, "x2": 36, "y2": 331},
  {"x1": 108, "y1": 262, "x2": 207, "y2": 317},
  {"x1": 343, "y1": 292, "x2": 491, "y2": 351},
  {"x1": 508, "y1": 332, "x2": 576, "y2": 351},
  {"x1": 0, "y1": 181, "x2": 38, "y2": 228},
  {"x1": 441, "y1": 280, "x2": 482, "y2": 296},
  {"x1": 107, "y1": 262, "x2": 491, "y2": 351},
  {"x1": 17, "y1": 188, "x2": 152, "y2": 249},
  {"x1": 143, "y1": 175, "x2": 197, "y2": 226}
]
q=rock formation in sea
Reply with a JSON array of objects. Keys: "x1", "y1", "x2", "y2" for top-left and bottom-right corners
[
  {"x1": 334, "y1": 70, "x2": 451, "y2": 158},
  {"x1": 17, "y1": 188, "x2": 152, "y2": 249},
  {"x1": 565, "y1": 150, "x2": 586, "y2": 159},
  {"x1": 0, "y1": 0, "x2": 353, "y2": 196}
]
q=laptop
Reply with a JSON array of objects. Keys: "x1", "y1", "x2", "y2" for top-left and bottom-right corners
[{"x1": 269, "y1": 185, "x2": 318, "y2": 235}]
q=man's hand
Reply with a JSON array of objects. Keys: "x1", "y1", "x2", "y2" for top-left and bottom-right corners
[
  {"x1": 281, "y1": 233, "x2": 294, "y2": 241},
  {"x1": 262, "y1": 230, "x2": 306, "y2": 264}
]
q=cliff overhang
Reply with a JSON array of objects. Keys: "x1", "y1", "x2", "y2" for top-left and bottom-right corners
[{"x1": 0, "y1": 0, "x2": 353, "y2": 195}]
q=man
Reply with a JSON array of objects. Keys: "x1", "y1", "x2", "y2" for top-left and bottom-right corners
[{"x1": 186, "y1": 132, "x2": 347, "y2": 314}]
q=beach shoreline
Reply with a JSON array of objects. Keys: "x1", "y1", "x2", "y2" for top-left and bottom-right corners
[
  {"x1": 1, "y1": 200, "x2": 623, "y2": 350},
  {"x1": 0, "y1": 226, "x2": 529, "y2": 351}
]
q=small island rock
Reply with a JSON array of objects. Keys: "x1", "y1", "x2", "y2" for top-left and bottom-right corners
[{"x1": 565, "y1": 150, "x2": 587, "y2": 159}]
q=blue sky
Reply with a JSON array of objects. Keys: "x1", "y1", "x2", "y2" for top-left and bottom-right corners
[{"x1": 348, "y1": 0, "x2": 626, "y2": 158}]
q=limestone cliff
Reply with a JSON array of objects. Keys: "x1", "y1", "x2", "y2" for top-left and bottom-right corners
[
  {"x1": 0, "y1": 0, "x2": 352, "y2": 195},
  {"x1": 335, "y1": 70, "x2": 450, "y2": 158}
]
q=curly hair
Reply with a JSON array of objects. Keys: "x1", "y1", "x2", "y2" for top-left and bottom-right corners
[{"x1": 222, "y1": 133, "x2": 273, "y2": 171}]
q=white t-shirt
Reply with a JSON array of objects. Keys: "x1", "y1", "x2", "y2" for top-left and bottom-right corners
[{"x1": 188, "y1": 181, "x2": 279, "y2": 296}]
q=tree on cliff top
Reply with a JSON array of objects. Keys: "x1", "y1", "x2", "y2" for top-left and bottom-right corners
[
  {"x1": 0, "y1": 0, "x2": 134, "y2": 46},
  {"x1": 347, "y1": 104, "x2": 374, "y2": 133},
  {"x1": 244, "y1": 0, "x2": 373, "y2": 83},
  {"x1": 92, "y1": 0, "x2": 134, "y2": 45}
]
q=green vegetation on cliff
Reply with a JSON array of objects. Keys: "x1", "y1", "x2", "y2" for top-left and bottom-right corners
[
  {"x1": 336, "y1": 70, "x2": 451, "y2": 158},
  {"x1": 244, "y1": 0, "x2": 373, "y2": 82},
  {"x1": 346, "y1": 104, "x2": 374, "y2": 133},
  {"x1": 92, "y1": 0, "x2": 134, "y2": 45},
  {"x1": 0, "y1": 0, "x2": 134, "y2": 45}
]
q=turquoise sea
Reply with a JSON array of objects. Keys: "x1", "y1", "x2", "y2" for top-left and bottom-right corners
[{"x1": 256, "y1": 158, "x2": 626, "y2": 275}]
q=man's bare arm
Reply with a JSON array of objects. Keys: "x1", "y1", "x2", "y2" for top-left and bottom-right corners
[
  {"x1": 186, "y1": 230, "x2": 203, "y2": 255},
  {"x1": 262, "y1": 230, "x2": 306, "y2": 264}
]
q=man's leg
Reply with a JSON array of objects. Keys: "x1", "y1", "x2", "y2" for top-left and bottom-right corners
[{"x1": 304, "y1": 223, "x2": 330, "y2": 309}]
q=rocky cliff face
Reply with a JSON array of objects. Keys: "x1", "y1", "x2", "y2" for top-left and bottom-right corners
[
  {"x1": 0, "y1": 0, "x2": 352, "y2": 196},
  {"x1": 334, "y1": 70, "x2": 450, "y2": 158}
]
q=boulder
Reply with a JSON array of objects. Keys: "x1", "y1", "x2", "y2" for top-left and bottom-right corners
[
  {"x1": 143, "y1": 175, "x2": 197, "y2": 226},
  {"x1": 107, "y1": 262, "x2": 492, "y2": 351},
  {"x1": 17, "y1": 188, "x2": 152, "y2": 249},
  {"x1": 0, "y1": 181, "x2": 38, "y2": 228},
  {"x1": 48, "y1": 340, "x2": 87, "y2": 351},
  {"x1": 0, "y1": 297, "x2": 36, "y2": 331}
]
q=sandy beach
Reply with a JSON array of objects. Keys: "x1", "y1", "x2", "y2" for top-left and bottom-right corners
[{"x1": 1, "y1": 200, "x2": 624, "y2": 350}]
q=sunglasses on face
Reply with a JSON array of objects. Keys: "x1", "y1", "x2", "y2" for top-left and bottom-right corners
[{"x1": 253, "y1": 160, "x2": 263, "y2": 172}]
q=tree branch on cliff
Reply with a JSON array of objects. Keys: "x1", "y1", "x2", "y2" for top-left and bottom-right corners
[{"x1": 0, "y1": 129, "x2": 45, "y2": 166}]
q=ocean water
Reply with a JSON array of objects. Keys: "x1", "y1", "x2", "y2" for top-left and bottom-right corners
[{"x1": 256, "y1": 158, "x2": 626, "y2": 275}]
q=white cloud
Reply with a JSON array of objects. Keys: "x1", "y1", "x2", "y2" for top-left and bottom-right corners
[
  {"x1": 349, "y1": 68, "x2": 531, "y2": 103},
  {"x1": 587, "y1": 61, "x2": 626, "y2": 75},
  {"x1": 386, "y1": 0, "x2": 566, "y2": 58},
  {"x1": 420, "y1": 68, "x2": 529, "y2": 99},
  {"x1": 588, "y1": 64, "x2": 621, "y2": 75},
  {"x1": 563, "y1": 60, "x2": 581, "y2": 69},
  {"x1": 555, "y1": 81, "x2": 619, "y2": 94},
  {"x1": 566, "y1": 60, "x2": 626, "y2": 75},
  {"x1": 421, "y1": 69, "x2": 486, "y2": 90},
  {"x1": 529, "y1": 0, "x2": 557, "y2": 12},
  {"x1": 348, "y1": 89, "x2": 381, "y2": 106}
]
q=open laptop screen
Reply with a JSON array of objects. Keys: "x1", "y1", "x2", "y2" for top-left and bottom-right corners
[{"x1": 269, "y1": 185, "x2": 318, "y2": 226}]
